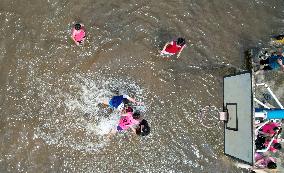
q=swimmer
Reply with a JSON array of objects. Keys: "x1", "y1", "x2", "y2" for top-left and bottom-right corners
[
  {"x1": 102, "y1": 95, "x2": 143, "y2": 112},
  {"x1": 71, "y1": 23, "x2": 86, "y2": 46},
  {"x1": 107, "y1": 109, "x2": 141, "y2": 138},
  {"x1": 160, "y1": 37, "x2": 186, "y2": 58},
  {"x1": 117, "y1": 110, "x2": 141, "y2": 132}
]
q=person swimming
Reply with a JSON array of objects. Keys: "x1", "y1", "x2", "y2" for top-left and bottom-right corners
[
  {"x1": 71, "y1": 23, "x2": 86, "y2": 46},
  {"x1": 107, "y1": 108, "x2": 141, "y2": 138},
  {"x1": 160, "y1": 37, "x2": 186, "y2": 58},
  {"x1": 116, "y1": 110, "x2": 140, "y2": 132},
  {"x1": 102, "y1": 94, "x2": 143, "y2": 112}
]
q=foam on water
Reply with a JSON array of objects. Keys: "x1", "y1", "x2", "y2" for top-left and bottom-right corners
[
  {"x1": 2, "y1": 52, "x2": 147, "y2": 153},
  {"x1": 198, "y1": 105, "x2": 220, "y2": 129},
  {"x1": 32, "y1": 72, "x2": 147, "y2": 152}
]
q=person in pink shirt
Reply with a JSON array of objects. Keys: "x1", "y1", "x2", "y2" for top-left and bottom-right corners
[
  {"x1": 71, "y1": 23, "x2": 86, "y2": 46},
  {"x1": 264, "y1": 138, "x2": 282, "y2": 153},
  {"x1": 254, "y1": 152, "x2": 277, "y2": 169},
  {"x1": 108, "y1": 109, "x2": 141, "y2": 138},
  {"x1": 259, "y1": 122, "x2": 280, "y2": 137},
  {"x1": 116, "y1": 111, "x2": 140, "y2": 132}
]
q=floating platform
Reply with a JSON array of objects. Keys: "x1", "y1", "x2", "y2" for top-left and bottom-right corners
[
  {"x1": 223, "y1": 43, "x2": 284, "y2": 172},
  {"x1": 223, "y1": 72, "x2": 254, "y2": 165}
]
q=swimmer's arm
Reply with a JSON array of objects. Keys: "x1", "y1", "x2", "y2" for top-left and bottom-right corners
[
  {"x1": 107, "y1": 128, "x2": 116, "y2": 139},
  {"x1": 71, "y1": 28, "x2": 76, "y2": 41},
  {"x1": 71, "y1": 35, "x2": 76, "y2": 43},
  {"x1": 71, "y1": 36, "x2": 80, "y2": 46},
  {"x1": 130, "y1": 127, "x2": 136, "y2": 134},
  {"x1": 277, "y1": 59, "x2": 284, "y2": 71},
  {"x1": 127, "y1": 96, "x2": 144, "y2": 105},
  {"x1": 71, "y1": 28, "x2": 80, "y2": 46},
  {"x1": 176, "y1": 45, "x2": 186, "y2": 59},
  {"x1": 277, "y1": 58, "x2": 283, "y2": 65},
  {"x1": 161, "y1": 42, "x2": 171, "y2": 52},
  {"x1": 102, "y1": 100, "x2": 109, "y2": 106}
]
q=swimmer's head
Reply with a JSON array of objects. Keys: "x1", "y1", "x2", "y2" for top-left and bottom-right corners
[
  {"x1": 125, "y1": 106, "x2": 133, "y2": 113},
  {"x1": 74, "y1": 23, "x2": 82, "y2": 30},
  {"x1": 122, "y1": 98, "x2": 129, "y2": 105},
  {"x1": 176, "y1": 37, "x2": 186, "y2": 46},
  {"x1": 273, "y1": 143, "x2": 282, "y2": 150},
  {"x1": 132, "y1": 111, "x2": 141, "y2": 119},
  {"x1": 267, "y1": 161, "x2": 277, "y2": 169}
]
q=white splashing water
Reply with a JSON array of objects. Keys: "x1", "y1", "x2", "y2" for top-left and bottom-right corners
[{"x1": 33, "y1": 71, "x2": 147, "y2": 152}]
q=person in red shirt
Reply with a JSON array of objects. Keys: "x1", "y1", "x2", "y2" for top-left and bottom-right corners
[
  {"x1": 160, "y1": 37, "x2": 186, "y2": 58},
  {"x1": 258, "y1": 122, "x2": 280, "y2": 137}
]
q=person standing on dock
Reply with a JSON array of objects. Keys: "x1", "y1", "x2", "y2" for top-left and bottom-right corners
[
  {"x1": 254, "y1": 153, "x2": 277, "y2": 169},
  {"x1": 259, "y1": 52, "x2": 284, "y2": 71}
]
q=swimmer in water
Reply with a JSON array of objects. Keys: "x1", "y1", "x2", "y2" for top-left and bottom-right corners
[
  {"x1": 107, "y1": 108, "x2": 141, "y2": 138},
  {"x1": 117, "y1": 110, "x2": 140, "y2": 132},
  {"x1": 71, "y1": 23, "x2": 86, "y2": 46},
  {"x1": 102, "y1": 94, "x2": 143, "y2": 112},
  {"x1": 160, "y1": 37, "x2": 186, "y2": 58}
]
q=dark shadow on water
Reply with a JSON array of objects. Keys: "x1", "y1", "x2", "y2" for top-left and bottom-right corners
[
  {"x1": 154, "y1": 27, "x2": 176, "y2": 49},
  {"x1": 244, "y1": 50, "x2": 253, "y2": 70}
]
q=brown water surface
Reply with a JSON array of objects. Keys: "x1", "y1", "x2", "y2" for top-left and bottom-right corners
[{"x1": 0, "y1": 0, "x2": 284, "y2": 172}]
